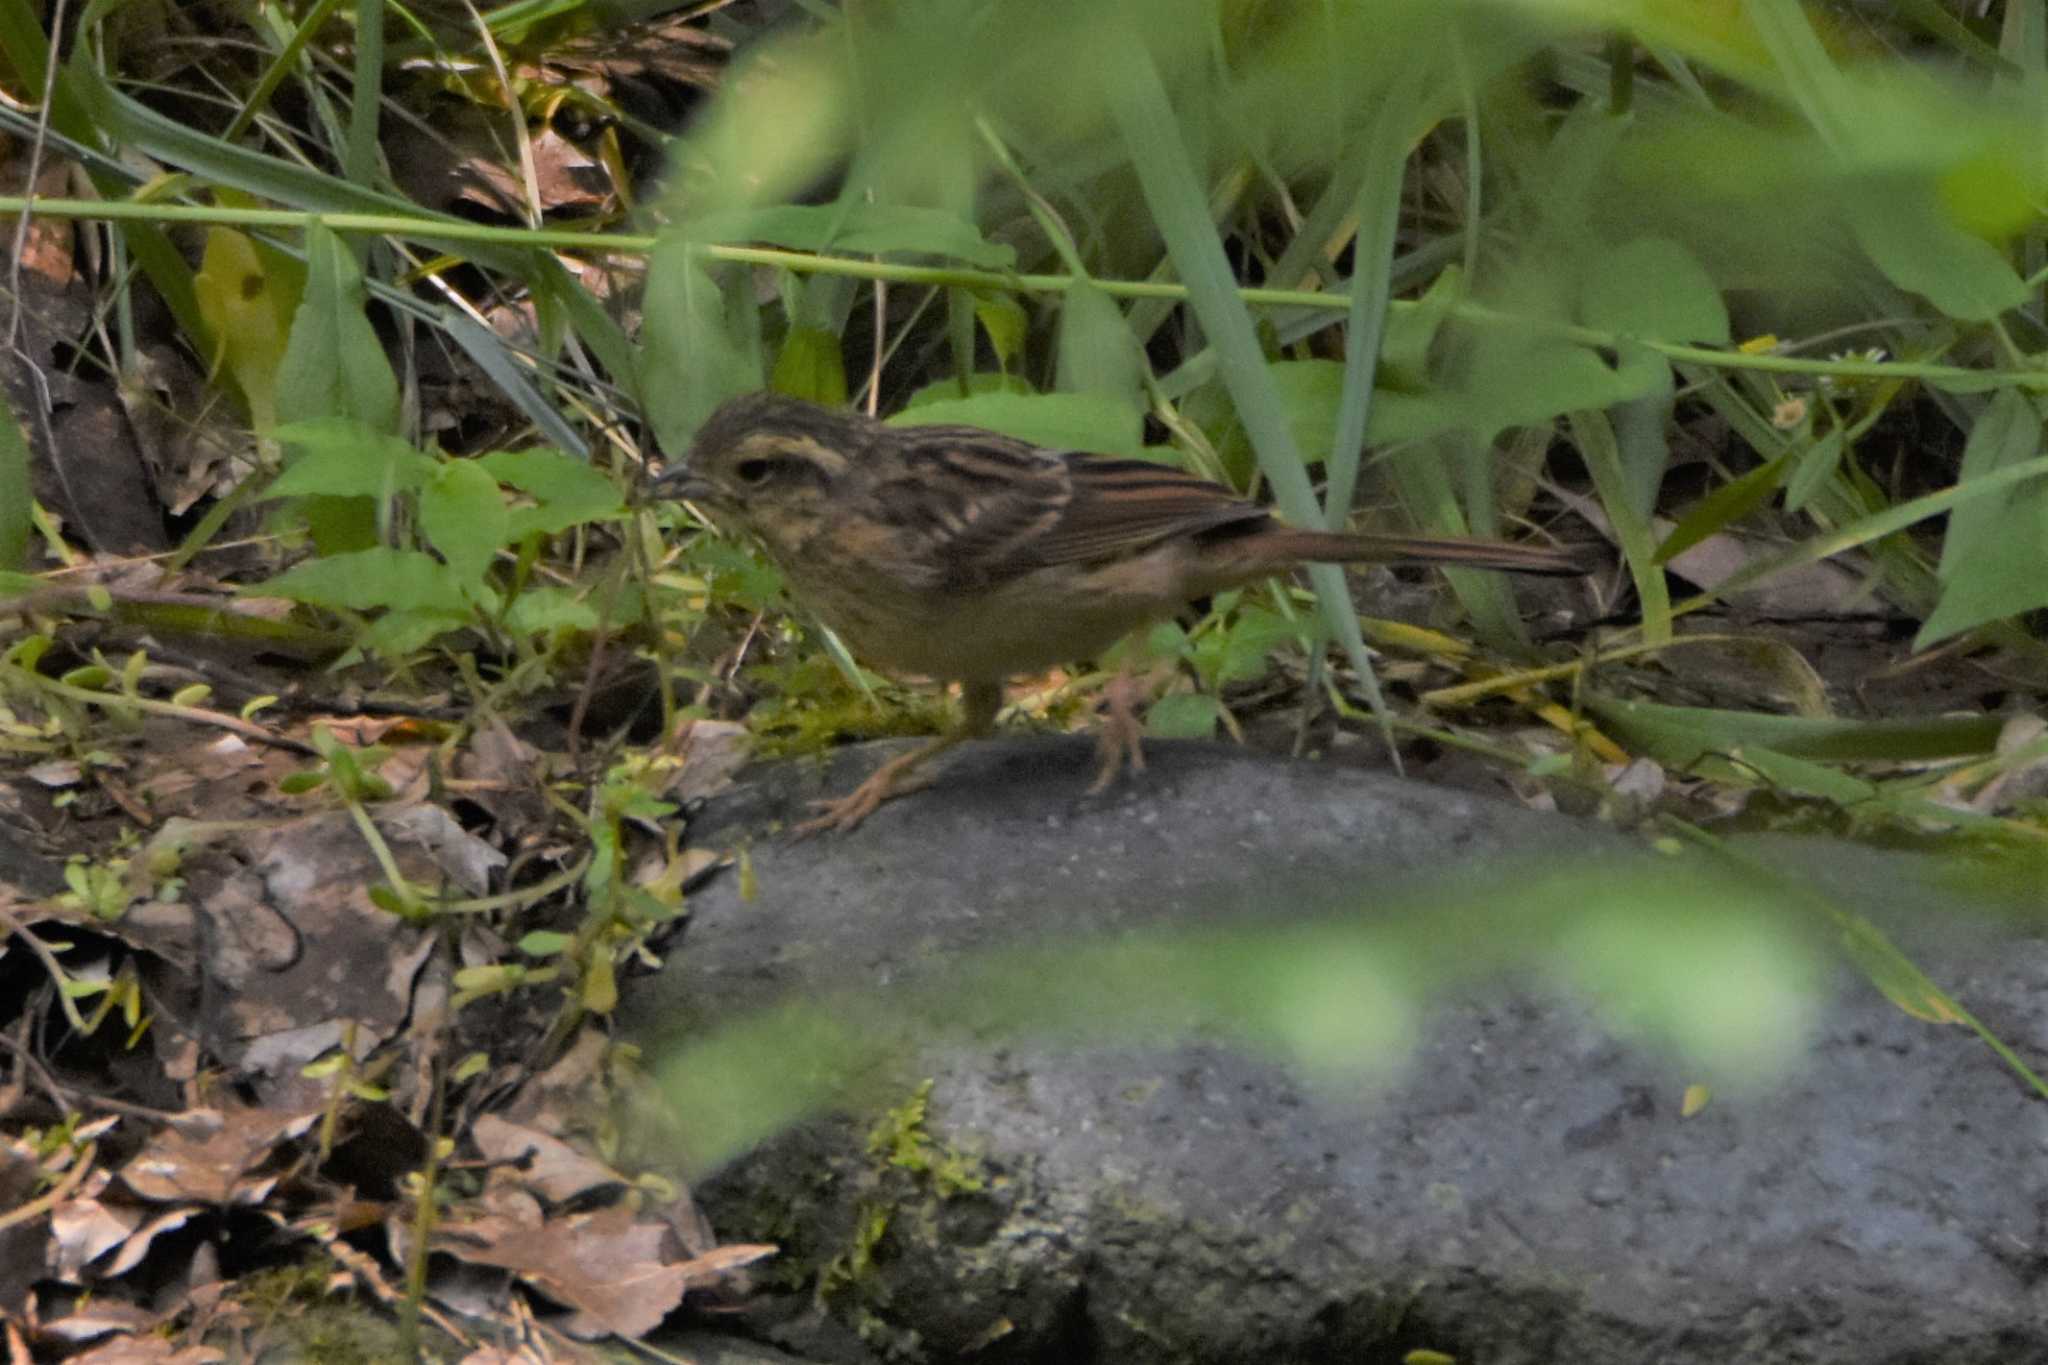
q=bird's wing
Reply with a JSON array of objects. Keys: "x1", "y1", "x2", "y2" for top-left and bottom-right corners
[{"x1": 871, "y1": 430, "x2": 1266, "y2": 590}]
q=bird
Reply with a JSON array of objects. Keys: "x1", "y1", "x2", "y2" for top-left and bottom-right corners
[{"x1": 656, "y1": 391, "x2": 1585, "y2": 835}]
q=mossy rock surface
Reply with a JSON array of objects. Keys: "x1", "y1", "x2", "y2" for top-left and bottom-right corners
[{"x1": 625, "y1": 737, "x2": 2047, "y2": 1365}]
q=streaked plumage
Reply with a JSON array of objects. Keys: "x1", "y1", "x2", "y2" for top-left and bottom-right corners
[{"x1": 659, "y1": 392, "x2": 1585, "y2": 833}]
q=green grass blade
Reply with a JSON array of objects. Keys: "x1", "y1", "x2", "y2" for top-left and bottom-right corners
[{"x1": 1103, "y1": 19, "x2": 1389, "y2": 732}]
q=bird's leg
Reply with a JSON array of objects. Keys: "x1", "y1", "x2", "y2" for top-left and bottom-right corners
[
  {"x1": 792, "y1": 680, "x2": 1003, "y2": 837},
  {"x1": 1088, "y1": 661, "x2": 1149, "y2": 794}
]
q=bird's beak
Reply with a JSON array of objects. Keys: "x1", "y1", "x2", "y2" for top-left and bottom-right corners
[{"x1": 651, "y1": 464, "x2": 718, "y2": 505}]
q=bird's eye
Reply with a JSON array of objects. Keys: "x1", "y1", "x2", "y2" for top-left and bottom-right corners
[{"x1": 733, "y1": 458, "x2": 776, "y2": 486}]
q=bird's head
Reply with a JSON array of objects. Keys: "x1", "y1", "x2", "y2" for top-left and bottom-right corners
[{"x1": 654, "y1": 393, "x2": 876, "y2": 556}]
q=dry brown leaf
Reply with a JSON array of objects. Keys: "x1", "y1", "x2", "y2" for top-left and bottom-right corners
[{"x1": 118, "y1": 1107, "x2": 317, "y2": 1205}]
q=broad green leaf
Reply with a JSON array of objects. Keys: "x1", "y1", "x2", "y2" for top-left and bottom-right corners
[
  {"x1": 504, "y1": 586, "x2": 602, "y2": 635},
  {"x1": 1844, "y1": 179, "x2": 2027, "y2": 322},
  {"x1": 639, "y1": 243, "x2": 763, "y2": 452},
  {"x1": 361, "y1": 607, "x2": 473, "y2": 657},
  {"x1": 1917, "y1": 389, "x2": 2048, "y2": 648},
  {"x1": 420, "y1": 460, "x2": 509, "y2": 587},
  {"x1": 685, "y1": 202, "x2": 1016, "y2": 269},
  {"x1": 890, "y1": 391, "x2": 1143, "y2": 457},
  {"x1": 267, "y1": 420, "x2": 436, "y2": 499},
  {"x1": 769, "y1": 325, "x2": 848, "y2": 406},
  {"x1": 1457, "y1": 327, "x2": 1669, "y2": 439},
  {"x1": 261, "y1": 547, "x2": 471, "y2": 614},
  {"x1": 0, "y1": 386, "x2": 28, "y2": 571},
  {"x1": 273, "y1": 222, "x2": 399, "y2": 432},
  {"x1": 1938, "y1": 388, "x2": 2041, "y2": 564},
  {"x1": 1055, "y1": 281, "x2": 1144, "y2": 417},
  {"x1": 1577, "y1": 236, "x2": 1730, "y2": 345},
  {"x1": 899, "y1": 373, "x2": 1036, "y2": 409},
  {"x1": 1145, "y1": 692, "x2": 1223, "y2": 740},
  {"x1": 1379, "y1": 266, "x2": 1462, "y2": 390},
  {"x1": 478, "y1": 449, "x2": 627, "y2": 539},
  {"x1": 1196, "y1": 607, "x2": 1305, "y2": 687}
]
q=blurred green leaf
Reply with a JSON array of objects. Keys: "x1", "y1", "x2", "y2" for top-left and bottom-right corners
[
  {"x1": 890, "y1": 391, "x2": 1144, "y2": 457},
  {"x1": 1578, "y1": 236, "x2": 1730, "y2": 344},
  {"x1": 274, "y1": 223, "x2": 399, "y2": 432},
  {"x1": 1844, "y1": 179, "x2": 2029, "y2": 322},
  {"x1": 651, "y1": 851, "x2": 1832, "y2": 1171},
  {"x1": 420, "y1": 460, "x2": 508, "y2": 586}
]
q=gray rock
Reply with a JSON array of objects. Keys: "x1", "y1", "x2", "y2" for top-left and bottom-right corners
[{"x1": 624, "y1": 737, "x2": 2048, "y2": 1364}]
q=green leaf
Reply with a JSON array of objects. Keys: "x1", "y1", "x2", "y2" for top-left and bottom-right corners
[
  {"x1": 478, "y1": 448, "x2": 627, "y2": 538},
  {"x1": 1587, "y1": 696, "x2": 2005, "y2": 766},
  {"x1": 1461, "y1": 330, "x2": 1670, "y2": 437},
  {"x1": 192, "y1": 227, "x2": 301, "y2": 430},
  {"x1": 639, "y1": 243, "x2": 763, "y2": 451},
  {"x1": 686, "y1": 201, "x2": 1016, "y2": 268},
  {"x1": 1379, "y1": 266, "x2": 1462, "y2": 389},
  {"x1": 1054, "y1": 280, "x2": 1143, "y2": 417},
  {"x1": 899, "y1": 373, "x2": 1035, "y2": 409},
  {"x1": 362, "y1": 607, "x2": 474, "y2": 656},
  {"x1": 273, "y1": 222, "x2": 399, "y2": 431},
  {"x1": 1917, "y1": 390, "x2": 2048, "y2": 648},
  {"x1": 1781, "y1": 428, "x2": 1846, "y2": 514},
  {"x1": 504, "y1": 586, "x2": 601, "y2": 635},
  {"x1": 0, "y1": 385, "x2": 29, "y2": 571},
  {"x1": 1845, "y1": 178, "x2": 2028, "y2": 323},
  {"x1": 1577, "y1": 237, "x2": 1730, "y2": 344},
  {"x1": 261, "y1": 547, "x2": 472, "y2": 614},
  {"x1": 1144, "y1": 691, "x2": 1223, "y2": 740},
  {"x1": 420, "y1": 460, "x2": 508, "y2": 586},
  {"x1": 1101, "y1": 20, "x2": 1390, "y2": 741},
  {"x1": 972, "y1": 291, "x2": 1029, "y2": 371},
  {"x1": 889, "y1": 391, "x2": 1143, "y2": 457},
  {"x1": 518, "y1": 930, "x2": 572, "y2": 957},
  {"x1": 1572, "y1": 408, "x2": 1671, "y2": 646},
  {"x1": 268, "y1": 420, "x2": 437, "y2": 499},
  {"x1": 770, "y1": 325, "x2": 849, "y2": 405},
  {"x1": 1654, "y1": 450, "x2": 1793, "y2": 564}
]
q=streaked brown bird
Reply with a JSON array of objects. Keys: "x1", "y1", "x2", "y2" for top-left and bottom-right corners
[{"x1": 657, "y1": 392, "x2": 1584, "y2": 835}]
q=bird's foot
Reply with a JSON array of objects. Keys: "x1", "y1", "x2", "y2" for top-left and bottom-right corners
[
  {"x1": 1088, "y1": 667, "x2": 1150, "y2": 795},
  {"x1": 790, "y1": 747, "x2": 940, "y2": 838}
]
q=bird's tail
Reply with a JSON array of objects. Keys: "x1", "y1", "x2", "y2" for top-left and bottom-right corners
[{"x1": 1256, "y1": 529, "x2": 1594, "y2": 577}]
